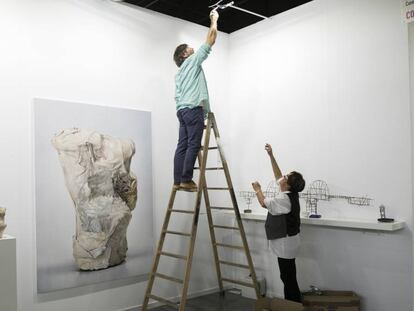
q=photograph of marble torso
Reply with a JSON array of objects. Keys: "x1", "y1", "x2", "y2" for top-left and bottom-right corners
[
  {"x1": 34, "y1": 99, "x2": 153, "y2": 293},
  {"x1": 52, "y1": 128, "x2": 137, "y2": 271}
]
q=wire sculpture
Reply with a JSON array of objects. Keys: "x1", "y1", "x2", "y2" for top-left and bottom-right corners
[
  {"x1": 239, "y1": 180, "x2": 280, "y2": 213},
  {"x1": 300, "y1": 180, "x2": 372, "y2": 218},
  {"x1": 238, "y1": 179, "x2": 372, "y2": 218},
  {"x1": 239, "y1": 191, "x2": 255, "y2": 213}
]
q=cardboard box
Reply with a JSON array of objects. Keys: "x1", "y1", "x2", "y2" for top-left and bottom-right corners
[
  {"x1": 302, "y1": 291, "x2": 360, "y2": 311},
  {"x1": 255, "y1": 297, "x2": 304, "y2": 311}
]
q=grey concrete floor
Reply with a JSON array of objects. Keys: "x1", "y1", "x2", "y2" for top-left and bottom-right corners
[{"x1": 149, "y1": 292, "x2": 256, "y2": 311}]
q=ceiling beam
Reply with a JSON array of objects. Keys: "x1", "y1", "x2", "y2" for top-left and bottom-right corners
[
  {"x1": 145, "y1": 0, "x2": 162, "y2": 8},
  {"x1": 195, "y1": 0, "x2": 252, "y2": 24}
]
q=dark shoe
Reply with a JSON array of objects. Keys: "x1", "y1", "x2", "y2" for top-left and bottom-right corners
[{"x1": 179, "y1": 180, "x2": 198, "y2": 192}]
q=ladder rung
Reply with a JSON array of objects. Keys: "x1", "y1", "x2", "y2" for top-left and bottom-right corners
[
  {"x1": 147, "y1": 294, "x2": 178, "y2": 308},
  {"x1": 194, "y1": 167, "x2": 224, "y2": 170},
  {"x1": 170, "y1": 209, "x2": 195, "y2": 214},
  {"x1": 160, "y1": 251, "x2": 188, "y2": 260},
  {"x1": 207, "y1": 187, "x2": 230, "y2": 190},
  {"x1": 164, "y1": 230, "x2": 191, "y2": 237},
  {"x1": 198, "y1": 146, "x2": 218, "y2": 150},
  {"x1": 212, "y1": 225, "x2": 239, "y2": 230},
  {"x1": 154, "y1": 272, "x2": 184, "y2": 284},
  {"x1": 210, "y1": 206, "x2": 235, "y2": 211},
  {"x1": 222, "y1": 277, "x2": 255, "y2": 288},
  {"x1": 219, "y1": 260, "x2": 250, "y2": 269},
  {"x1": 215, "y1": 243, "x2": 244, "y2": 250}
]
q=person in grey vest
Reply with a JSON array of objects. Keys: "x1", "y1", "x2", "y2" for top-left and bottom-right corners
[
  {"x1": 252, "y1": 143, "x2": 305, "y2": 303},
  {"x1": 172, "y1": 9, "x2": 219, "y2": 192}
]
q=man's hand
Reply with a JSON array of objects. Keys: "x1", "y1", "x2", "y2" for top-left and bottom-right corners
[
  {"x1": 210, "y1": 9, "x2": 219, "y2": 22},
  {"x1": 252, "y1": 181, "x2": 261, "y2": 193},
  {"x1": 265, "y1": 143, "x2": 273, "y2": 156},
  {"x1": 206, "y1": 9, "x2": 218, "y2": 46}
]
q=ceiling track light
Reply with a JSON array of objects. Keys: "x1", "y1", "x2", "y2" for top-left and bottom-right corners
[{"x1": 209, "y1": 0, "x2": 269, "y2": 20}]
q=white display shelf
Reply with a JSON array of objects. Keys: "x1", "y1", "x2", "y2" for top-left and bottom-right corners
[{"x1": 221, "y1": 211, "x2": 405, "y2": 232}]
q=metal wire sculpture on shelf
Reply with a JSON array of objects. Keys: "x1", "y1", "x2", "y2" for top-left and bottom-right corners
[
  {"x1": 300, "y1": 180, "x2": 372, "y2": 218},
  {"x1": 238, "y1": 179, "x2": 372, "y2": 218},
  {"x1": 239, "y1": 180, "x2": 280, "y2": 213},
  {"x1": 239, "y1": 190, "x2": 255, "y2": 213}
]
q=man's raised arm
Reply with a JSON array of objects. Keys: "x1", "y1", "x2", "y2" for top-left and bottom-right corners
[{"x1": 206, "y1": 10, "x2": 219, "y2": 46}]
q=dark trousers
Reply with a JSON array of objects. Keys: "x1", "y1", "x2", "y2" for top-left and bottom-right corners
[
  {"x1": 174, "y1": 107, "x2": 204, "y2": 184},
  {"x1": 277, "y1": 257, "x2": 301, "y2": 303}
]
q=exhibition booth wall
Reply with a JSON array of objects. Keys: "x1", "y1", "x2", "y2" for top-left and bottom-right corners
[
  {"x1": 223, "y1": 1, "x2": 412, "y2": 311},
  {"x1": 0, "y1": 1, "x2": 229, "y2": 310}
]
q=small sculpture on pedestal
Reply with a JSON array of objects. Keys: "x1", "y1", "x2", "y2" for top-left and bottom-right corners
[
  {"x1": 378, "y1": 205, "x2": 394, "y2": 223},
  {"x1": 0, "y1": 208, "x2": 6, "y2": 239}
]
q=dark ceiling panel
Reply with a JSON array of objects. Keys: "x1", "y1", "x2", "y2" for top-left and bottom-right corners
[{"x1": 123, "y1": 0, "x2": 313, "y2": 33}]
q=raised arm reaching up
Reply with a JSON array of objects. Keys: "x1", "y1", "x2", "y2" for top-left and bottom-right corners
[
  {"x1": 206, "y1": 10, "x2": 219, "y2": 46},
  {"x1": 265, "y1": 143, "x2": 283, "y2": 181}
]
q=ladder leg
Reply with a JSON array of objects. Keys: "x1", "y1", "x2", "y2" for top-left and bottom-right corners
[
  {"x1": 178, "y1": 116, "x2": 212, "y2": 311},
  {"x1": 211, "y1": 113, "x2": 261, "y2": 298},
  {"x1": 142, "y1": 189, "x2": 178, "y2": 310},
  {"x1": 198, "y1": 152, "x2": 225, "y2": 294}
]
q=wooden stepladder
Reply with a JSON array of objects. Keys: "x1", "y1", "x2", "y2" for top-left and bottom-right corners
[{"x1": 142, "y1": 113, "x2": 260, "y2": 310}]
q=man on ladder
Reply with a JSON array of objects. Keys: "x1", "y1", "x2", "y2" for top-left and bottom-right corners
[
  {"x1": 172, "y1": 9, "x2": 219, "y2": 192},
  {"x1": 142, "y1": 9, "x2": 259, "y2": 311}
]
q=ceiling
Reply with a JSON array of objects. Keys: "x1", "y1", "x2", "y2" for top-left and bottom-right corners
[{"x1": 122, "y1": 0, "x2": 313, "y2": 33}]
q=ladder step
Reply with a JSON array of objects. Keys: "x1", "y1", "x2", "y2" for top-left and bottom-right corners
[
  {"x1": 194, "y1": 167, "x2": 224, "y2": 170},
  {"x1": 199, "y1": 146, "x2": 218, "y2": 150},
  {"x1": 154, "y1": 272, "x2": 184, "y2": 284},
  {"x1": 210, "y1": 206, "x2": 235, "y2": 211},
  {"x1": 215, "y1": 243, "x2": 244, "y2": 250},
  {"x1": 164, "y1": 230, "x2": 191, "y2": 237},
  {"x1": 207, "y1": 187, "x2": 230, "y2": 190},
  {"x1": 222, "y1": 277, "x2": 256, "y2": 288},
  {"x1": 147, "y1": 294, "x2": 179, "y2": 308},
  {"x1": 170, "y1": 209, "x2": 195, "y2": 214},
  {"x1": 160, "y1": 251, "x2": 188, "y2": 260},
  {"x1": 212, "y1": 225, "x2": 239, "y2": 230},
  {"x1": 219, "y1": 260, "x2": 250, "y2": 269}
]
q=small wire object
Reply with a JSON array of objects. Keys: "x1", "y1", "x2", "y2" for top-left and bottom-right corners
[
  {"x1": 300, "y1": 180, "x2": 373, "y2": 218},
  {"x1": 239, "y1": 191, "x2": 255, "y2": 213}
]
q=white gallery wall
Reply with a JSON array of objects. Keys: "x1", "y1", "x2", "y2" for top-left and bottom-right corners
[
  {"x1": 0, "y1": 1, "x2": 229, "y2": 310},
  {"x1": 223, "y1": 1, "x2": 412, "y2": 311}
]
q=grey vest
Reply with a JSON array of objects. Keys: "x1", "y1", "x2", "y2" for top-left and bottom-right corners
[{"x1": 265, "y1": 192, "x2": 300, "y2": 240}]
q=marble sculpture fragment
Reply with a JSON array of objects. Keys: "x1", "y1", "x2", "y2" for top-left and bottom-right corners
[
  {"x1": 52, "y1": 128, "x2": 137, "y2": 270},
  {"x1": 0, "y1": 208, "x2": 6, "y2": 238}
]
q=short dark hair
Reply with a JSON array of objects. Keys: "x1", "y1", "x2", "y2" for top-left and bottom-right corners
[
  {"x1": 173, "y1": 44, "x2": 188, "y2": 67},
  {"x1": 287, "y1": 171, "x2": 305, "y2": 193}
]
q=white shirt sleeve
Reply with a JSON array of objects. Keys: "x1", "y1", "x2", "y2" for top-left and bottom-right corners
[{"x1": 264, "y1": 192, "x2": 291, "y2": 215}]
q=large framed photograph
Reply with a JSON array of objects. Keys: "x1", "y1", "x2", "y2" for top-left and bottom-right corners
[{"x1": 34, "y1": 98, "x2": 154, "y2": 293}]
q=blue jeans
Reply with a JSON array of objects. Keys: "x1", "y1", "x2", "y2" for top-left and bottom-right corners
[{"x1": 174, "y1": 107, "x2": 204, "y2": 184}]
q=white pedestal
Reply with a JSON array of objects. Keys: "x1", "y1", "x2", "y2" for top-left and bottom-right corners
[{"x1": 0, "y1": 234, "x2": 17, "y2": 311}]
